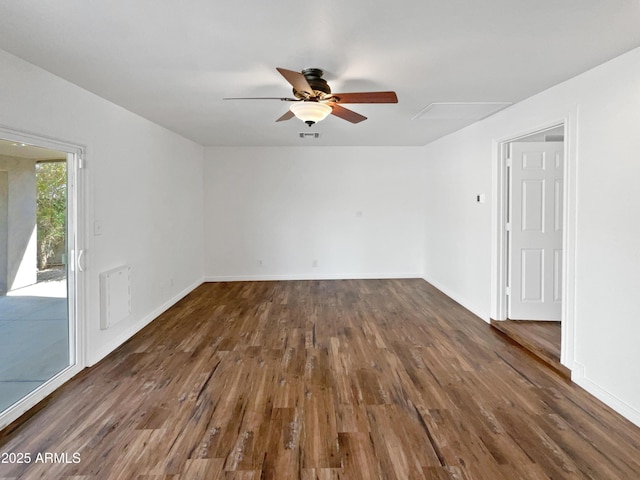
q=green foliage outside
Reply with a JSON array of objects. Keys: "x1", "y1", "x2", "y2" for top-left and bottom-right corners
[{"x1": 36, "y1": 161, "x2": 67, "y2": 270}]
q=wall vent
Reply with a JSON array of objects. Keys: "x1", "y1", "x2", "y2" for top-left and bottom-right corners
[
  {"x1": 99, "y1": 266, "x2": 131, "y2": 330},
  {"x1": 299, "y1": 132, "x2": 321, "y2": 139}
]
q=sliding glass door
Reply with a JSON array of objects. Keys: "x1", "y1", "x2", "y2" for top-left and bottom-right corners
[{"x1": 0, "y1": 136, "x2": 81, "y2": 424}]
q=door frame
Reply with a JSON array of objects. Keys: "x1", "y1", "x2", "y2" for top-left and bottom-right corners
[
  {"x1": 0, "y1": 125, "x2": 86, "y2": 429},
  {"x1": 491, "y1": 110, "x2": 578, "y2": 371}
]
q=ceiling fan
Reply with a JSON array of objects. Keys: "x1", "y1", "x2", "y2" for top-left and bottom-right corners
[{"x1": 224, "y1": 67, "x2": 398, "y2": 126}]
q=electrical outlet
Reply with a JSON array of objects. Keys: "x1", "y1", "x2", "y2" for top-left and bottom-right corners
[{"x1": 312, "y1": 259, "x2": 319, "y2": 268}]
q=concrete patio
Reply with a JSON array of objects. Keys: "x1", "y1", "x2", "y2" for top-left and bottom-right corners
[{"x1": 0, "y1": 277, "x2": 69, "y2": 413}]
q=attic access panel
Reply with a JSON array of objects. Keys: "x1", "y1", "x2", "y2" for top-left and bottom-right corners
[{"x1": 413, "y1": 102, "x2": 511, "y2": 121}]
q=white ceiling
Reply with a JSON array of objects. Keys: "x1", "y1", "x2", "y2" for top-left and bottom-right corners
[{"x1": 1, "y1": 1, "x2": 639, "y2": 147}]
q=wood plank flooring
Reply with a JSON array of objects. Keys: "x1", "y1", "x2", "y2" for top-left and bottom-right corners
[
  {"x1": 490, "y1": 320, "x2": 570, "y2": 378},
  {"x1": 1, "y1": 279, "x2": 640, "y2": 479}
]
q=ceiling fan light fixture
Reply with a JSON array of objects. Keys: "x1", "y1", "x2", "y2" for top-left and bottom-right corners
[{"x1": 289, "y1": 102, "x2": 332, "y2": 126}]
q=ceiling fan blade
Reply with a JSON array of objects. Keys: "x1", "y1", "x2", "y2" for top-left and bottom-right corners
[
  {"x1": 276, "y1": 68, "x2": 314, "y2": 97},
  {"x1": 276, "y1": 110, "x2": 295, "y2": 122},
  {"x1": 223, "y1": 97, "x2": 297, "y2": 101},
  {"x1": 329, "y1": 103, "x2": 367, "y2": 123},
  {"x1": 331, "y1": 91, "x2": 398, "y2": 104}
]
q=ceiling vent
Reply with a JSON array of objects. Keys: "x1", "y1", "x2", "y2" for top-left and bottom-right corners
[
  {"x1": 413, "y1": 102, "x2": 512, "y2": 121},
  {"x1": 299, "y1": 132, "x2": 321, "y2": 139}
]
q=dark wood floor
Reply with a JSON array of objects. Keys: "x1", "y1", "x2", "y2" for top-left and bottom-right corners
[
  {"x1": 2, "y1": 279, "x2": 640, "y2": 479},
  {"x1": 490, "y1": 320, "x2": 570, "y2": 378}
]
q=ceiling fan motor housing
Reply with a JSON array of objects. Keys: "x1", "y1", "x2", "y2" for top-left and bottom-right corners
[{"x1": 295, "y1": 68, "x2": 332, "y2": 99}]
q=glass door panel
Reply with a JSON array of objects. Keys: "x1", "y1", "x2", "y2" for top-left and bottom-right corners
[{"x1": 0, "y1": 140, "x2": 73, "y2": 414}]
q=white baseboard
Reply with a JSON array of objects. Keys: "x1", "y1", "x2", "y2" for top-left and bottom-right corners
[
  {"x1": 422, "y1": 276, "x2": 490, "y2": 322},
  {"x1": 572, "y1": 362, "x2": 640, "y2": 428},
  {"x1": 86, "y1": 278, "x2": 204, "y2": 366},
  {"x1": 204, "y1": 272, "x2": 422, "y2": 282}
]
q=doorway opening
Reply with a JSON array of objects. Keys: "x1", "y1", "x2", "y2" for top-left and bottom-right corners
[
  {"x1": 492, "y1": 124, "x2": 570, "y2": 377},
  {"x1": 0, "y1": 131, "x2": 84, "y2": 429}
]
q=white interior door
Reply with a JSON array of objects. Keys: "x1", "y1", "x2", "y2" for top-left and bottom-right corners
[{"x1": 508, "y1": 141, "x2": 563, "y2": 321}]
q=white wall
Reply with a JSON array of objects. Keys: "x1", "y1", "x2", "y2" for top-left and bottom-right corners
[
  {"x1": 0, "y1": 49, "x2": 205, "y2": 366},
  {"x1": 204, "y1": 146, "x2": 425, "y2": 280},
  {"x1": 422, "y1": 46, "x2": 640, "y2": 426}
]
